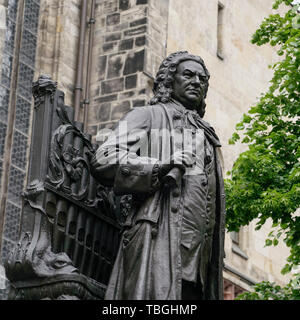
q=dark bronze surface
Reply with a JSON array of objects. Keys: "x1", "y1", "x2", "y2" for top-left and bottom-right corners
[{"x1": 91, "y1": 51, "x2": 226, "y2": 300}]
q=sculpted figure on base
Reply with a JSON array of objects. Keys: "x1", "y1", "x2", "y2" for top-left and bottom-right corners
[{"x1": 91, "y1": 51, "x2": 226, "y2": 300}]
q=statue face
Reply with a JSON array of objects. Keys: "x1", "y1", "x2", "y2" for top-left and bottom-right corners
[{"x1": 172, "y1": 60, "x2": 208, "y2": 109}]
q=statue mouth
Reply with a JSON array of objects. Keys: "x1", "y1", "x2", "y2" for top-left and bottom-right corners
[{"x1": 186, "y1": 88, "x2": 201, "y2": 96}]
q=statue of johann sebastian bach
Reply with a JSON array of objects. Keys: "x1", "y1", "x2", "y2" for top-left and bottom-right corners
[{"x1": 90, "y1": 51, "x2": 226, "y2": 300}]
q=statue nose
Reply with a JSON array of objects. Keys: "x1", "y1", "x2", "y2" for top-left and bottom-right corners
[{"x1": 191, "y1": 75, "x2": 200, "y2": 85}]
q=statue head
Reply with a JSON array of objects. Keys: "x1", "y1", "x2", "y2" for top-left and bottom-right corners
[{"x1": 150, "y1": 51, "x2": 210, "y2": 117}]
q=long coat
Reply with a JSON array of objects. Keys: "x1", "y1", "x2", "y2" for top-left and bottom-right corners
[{"x1": 91, "y1": 101, "x2": 226, "y2": 300}]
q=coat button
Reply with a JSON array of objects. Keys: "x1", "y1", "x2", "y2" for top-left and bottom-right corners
[
  {"x1": 202, "y1": 180, "x2": 208, "y2": 186},
  {"x1": 121, "y1": 167, "x2": 131, "y2": 176},
  {"x1": 171, "y1": 206, "x2": 178, "y2": 213},
  {"x1": 206, "y1": 218, "x2": 209, "y2": 224},
  {"x1": 172, "y1": 189, "x2": 180, "y2": 197},
  {"x1": 207, "y1": 195, "x2": 211, "y2": 201},
  {"x1": 123, "y1": 238, "x2": 129, "y2": 245}
]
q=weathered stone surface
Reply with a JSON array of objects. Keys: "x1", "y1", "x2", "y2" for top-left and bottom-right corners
[
  {"x1": 136, "y1": 0, "x2": 148, "y2": 4},
  {"x1": 99, "y1": 0, "x2": 118, "y2": 14},
  {"x1": 111, "y1": 100, "x2": 131, "y2": 120},
  {"x1": 92, "y1": 86, "x2": 100, "y2": 97},
  {"x1": 34, "y1": 0, "x2": 81, "y2": 106},
  {"x1": 130, "y1": 17, "x2": 147, "y2": 27},
  {"x1": 105, "y1": 32, "x2": 122, "y2": 42},
  {"x1": 102, "y1": 41, "x2": 118, "y2": 53},
  {"x1": 119, "y1": 0, "x2": 130, "y2": 11},
  {"x1": 132, "y1": 99, "x2": 145, "y2": 107},
  {"x1": 95, "y1": 94, "x2": 118, "y2": 104},
  {"x1": 107, "y1": 54, "x2": 124, "y2": 79},
  {"x1": 106, "y1": 13, "x2": 120, "y2": 26},
  {"x1": 97, "y1": 55, "x2": 107, "y2": 81},
  {"x1": 124, "y1": 25, "x2": 147, "y2": 37},
  {"x1": 122, "y1": 9, "x2": 148, "y2": 25},
  {"x1": 119, "y1": 90, "x2": 135, "y2": 100},
  {"x1": 96, "y1": 103, "x2": 111, "y2": 122},
  {"x1": 107, "y1": 22, "x2": 130, "y2": 33},
  {"x1": 135, "y1": 35, "x2": 146, "y2": 47},
  {"x1": 125, "y1": 74, "x2": 137, "y2": 89},
  {"x1": 101, "y1": 78, "x2": 124, "y2": 95},
  {"x1": 123, "y1": 50, "x2": 145, "y2": 75},
  {"x1": 119, "y1": 38, "x2": 134, "y2": 51},
  {"x1": 0, "y1": 4, "x2": 6, "y2": 77}
]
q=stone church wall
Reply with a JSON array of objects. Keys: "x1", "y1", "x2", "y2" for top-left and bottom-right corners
[{"x1": 0, "y1": 0, "x2": 292, "y2": 299}]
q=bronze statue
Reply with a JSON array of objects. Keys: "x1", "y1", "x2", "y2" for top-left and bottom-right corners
[{"x1": 91, "y1": 51, "x2": 226, "y2": 300}]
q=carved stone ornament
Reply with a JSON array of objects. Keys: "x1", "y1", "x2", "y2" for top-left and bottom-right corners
[
  {"x1": 32, "y1": 74, "x2": 57, "y2": 110},
  {"x1": 4, "y1": 74, "x2": 120, "y2": 299},
  {"x1": 46, "y1": 100, "x2": 121, "y2": 222},
  {"x1": 5, "y1": 180, "x2": 105, "y2": 300},
  {"x1": 46, "y1": 103, "x2": 95, "y2": 201}
]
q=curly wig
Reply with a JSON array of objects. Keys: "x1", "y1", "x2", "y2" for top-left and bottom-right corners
[{"x1": 150, "y1": 51, "x2": 210, "y2": 118}]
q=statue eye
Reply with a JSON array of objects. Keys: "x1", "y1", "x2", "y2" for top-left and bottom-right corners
[
  {"x1": 183, "y1": 72, "x2": 192, "y2": 78},
  {"x1": 200, "y1": 75, "x2": 208, "y2": 82},
  {"x1": 53, "y1": 260, "x2": 67, "y2": 269}
]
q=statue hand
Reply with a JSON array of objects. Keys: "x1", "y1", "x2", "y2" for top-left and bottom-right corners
[{"x1": 158, "y1": 150, "x2": 195, "y2": 181}]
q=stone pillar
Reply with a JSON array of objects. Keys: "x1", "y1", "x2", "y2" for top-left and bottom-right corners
[
  {"x1": 87, "y1": 0, "x2": 170, "y2": 139},
  {"x1": 4, "y1": 75, "x2": 106, "y2": 300},
  {"x1": 0, "y1": 1, "x2": 6, "y2": 75},
  {"x1": 35, "y1": 0, "x2": 82, "y2": 106}
]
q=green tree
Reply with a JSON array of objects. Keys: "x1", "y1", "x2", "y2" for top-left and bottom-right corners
[
  {"x1": 225, "y1": 0, "x2": 300, "y2": 298},
  {"x1": 236, "y1": 273, "x2": 300, "y2": 300}
]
